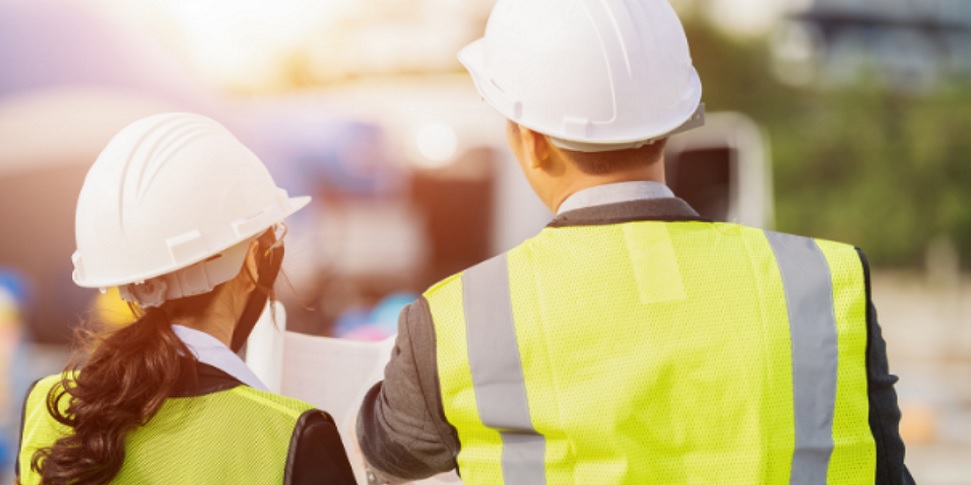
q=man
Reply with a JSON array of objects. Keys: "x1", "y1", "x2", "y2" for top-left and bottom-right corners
[{"x1": 357, "y1": 0, "x2": 914, "y2": 483}]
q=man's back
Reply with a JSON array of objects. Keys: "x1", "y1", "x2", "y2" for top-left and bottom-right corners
[
  {"x1": 428, "y1": 208, "x2": 872, "y2": 483},
  {"x1": 358, "y1": 190, "x2": 913, "y2": 484}
]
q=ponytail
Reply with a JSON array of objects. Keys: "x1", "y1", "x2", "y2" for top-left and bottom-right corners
[{"x1": 31, "y1": 295, "x2": 210, "y2": 484}]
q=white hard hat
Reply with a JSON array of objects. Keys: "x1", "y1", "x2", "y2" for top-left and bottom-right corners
[
  {"x1": 459, "y1": 0, "x2": 704, "y2": 152},
  {"x1": 72, "y1": 112, "x2": 310, "y2": 307}
]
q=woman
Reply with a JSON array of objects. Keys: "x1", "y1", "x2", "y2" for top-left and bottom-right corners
[{"x1": 16, "y1": 113, "x2": 356, "y2": 484}]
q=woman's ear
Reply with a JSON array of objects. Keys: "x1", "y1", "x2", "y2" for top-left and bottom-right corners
[{"x1": 241, "y1": 239, "x2": 261, "y2": 293}]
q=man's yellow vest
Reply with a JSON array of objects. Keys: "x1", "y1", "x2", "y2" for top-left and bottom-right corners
[
  {"x1": 426, "y1": 221, "x2": 876, "y2": 484},
  {"x1": 19, "y1": 374, "x2": 314, "y2": 484}
]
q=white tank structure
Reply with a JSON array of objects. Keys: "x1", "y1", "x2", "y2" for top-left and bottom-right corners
[{"x1": 664, "y1": 112, "x2": 774, "y2": 229}]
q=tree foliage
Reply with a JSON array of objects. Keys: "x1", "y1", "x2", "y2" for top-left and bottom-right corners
[{"x1": 683, "y1": 19, "x2": 971, "y2": 268}]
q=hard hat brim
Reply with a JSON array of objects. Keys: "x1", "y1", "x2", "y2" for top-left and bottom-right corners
[
  {"x1": 72, "y1": 194, "x2": 311, "y2": 289},
  {"x1": 458, "y1": 38, "x2": 488, "y2": 87}
]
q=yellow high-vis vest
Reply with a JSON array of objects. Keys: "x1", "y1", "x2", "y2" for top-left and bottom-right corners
[
  {"x1": 19, "y1": 374, "x2": 315, "y2": 484},
  {"x1": 427, "y1": 221, "x2": 876, "y2": 484}
]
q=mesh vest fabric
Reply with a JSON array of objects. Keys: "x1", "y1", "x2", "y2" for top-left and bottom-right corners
[
  {"x1": 19, "y1": 374, "x2": 314, "y2": 484},
  {"x1": 426, "y1": 221, "x2": 875, "y2": 485}
]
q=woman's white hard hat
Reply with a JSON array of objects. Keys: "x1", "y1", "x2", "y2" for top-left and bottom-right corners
[
  {"x1": 72, "y1": 112, "x2": 310, "y2": 307},
  {"x1": 459, "y1": 0, "x2": 704, "y2": 152}
]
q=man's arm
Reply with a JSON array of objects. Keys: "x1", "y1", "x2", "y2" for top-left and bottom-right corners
[
  {"x1": 356, "y1": 298, "x2": 460, "y2": 484},
  {"x1": 859, "y1": 249, "x2": 915, "y2": 485}
]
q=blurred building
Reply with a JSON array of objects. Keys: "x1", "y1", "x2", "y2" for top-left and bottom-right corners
[
  {"x1": 0, "y1": 0, "x2": 229, "y2": 344},
  {"x1": 0, "y1": 0, "x2": 777, "y2": 344},
  {"x1": 772, "y1": 0, "x2": 971, "y2": 90}
]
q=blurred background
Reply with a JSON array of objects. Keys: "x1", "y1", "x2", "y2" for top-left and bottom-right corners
[{"x1": 1, "y1": 0, "x2": 969, "y2": 482}]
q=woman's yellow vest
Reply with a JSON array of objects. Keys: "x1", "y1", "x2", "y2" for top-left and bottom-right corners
[
  {"x1": 19, "y1": 375, "x2": 315, "y2": 484},
  {"x1": 426, "y1": 221, "x2": 876, "y2": 484}
]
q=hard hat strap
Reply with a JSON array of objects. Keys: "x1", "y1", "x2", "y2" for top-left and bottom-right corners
[{"x1": 230, "y1": 232, "x2": 284, "y2": 353}]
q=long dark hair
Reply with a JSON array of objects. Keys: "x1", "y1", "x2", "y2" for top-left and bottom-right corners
[{"x1": 30, "y1": 292, "x2": 215, "y2": 485}]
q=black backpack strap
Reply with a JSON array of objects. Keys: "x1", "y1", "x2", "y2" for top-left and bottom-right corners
[{"x1": 285, "y1": 409, "x2": 358, "y2": 485}]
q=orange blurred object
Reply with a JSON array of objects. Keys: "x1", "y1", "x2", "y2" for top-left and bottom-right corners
[{"x1": 898, "y1": 401, "x2": 937, "y2": 446}]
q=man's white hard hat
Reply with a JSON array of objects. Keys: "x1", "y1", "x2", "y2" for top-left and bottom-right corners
[
  {"x1": 459, "y1": 0, "x2": 704, "y2": 152},
  {"x1": 72, "y1": 112, "x2": 310, "y2": 307}
]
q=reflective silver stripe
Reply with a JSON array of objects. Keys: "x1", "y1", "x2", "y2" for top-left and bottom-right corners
[
  {"x1": 462, "y1": 254, "x2": 546, "y2": 485},
  {"x1": 765, "y1": 231, "x2": 838, "y2": 485}
]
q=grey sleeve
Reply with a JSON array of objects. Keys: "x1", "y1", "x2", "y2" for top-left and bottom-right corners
[{"x1": 356, "y1": 297, "x2": 460, "y2": 484}]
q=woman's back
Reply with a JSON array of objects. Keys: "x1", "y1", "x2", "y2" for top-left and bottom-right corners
[{"x1": 20, "y1": 364, "x2": 355, "y2": 484}]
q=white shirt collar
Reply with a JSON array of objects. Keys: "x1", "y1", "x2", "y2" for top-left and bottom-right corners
[
  {"x1": 556, "y1": 181, "x2": 674, "y2": 215},
  {"x1": 171, "y1": 324, "x2": 269, "y2": 391}
]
